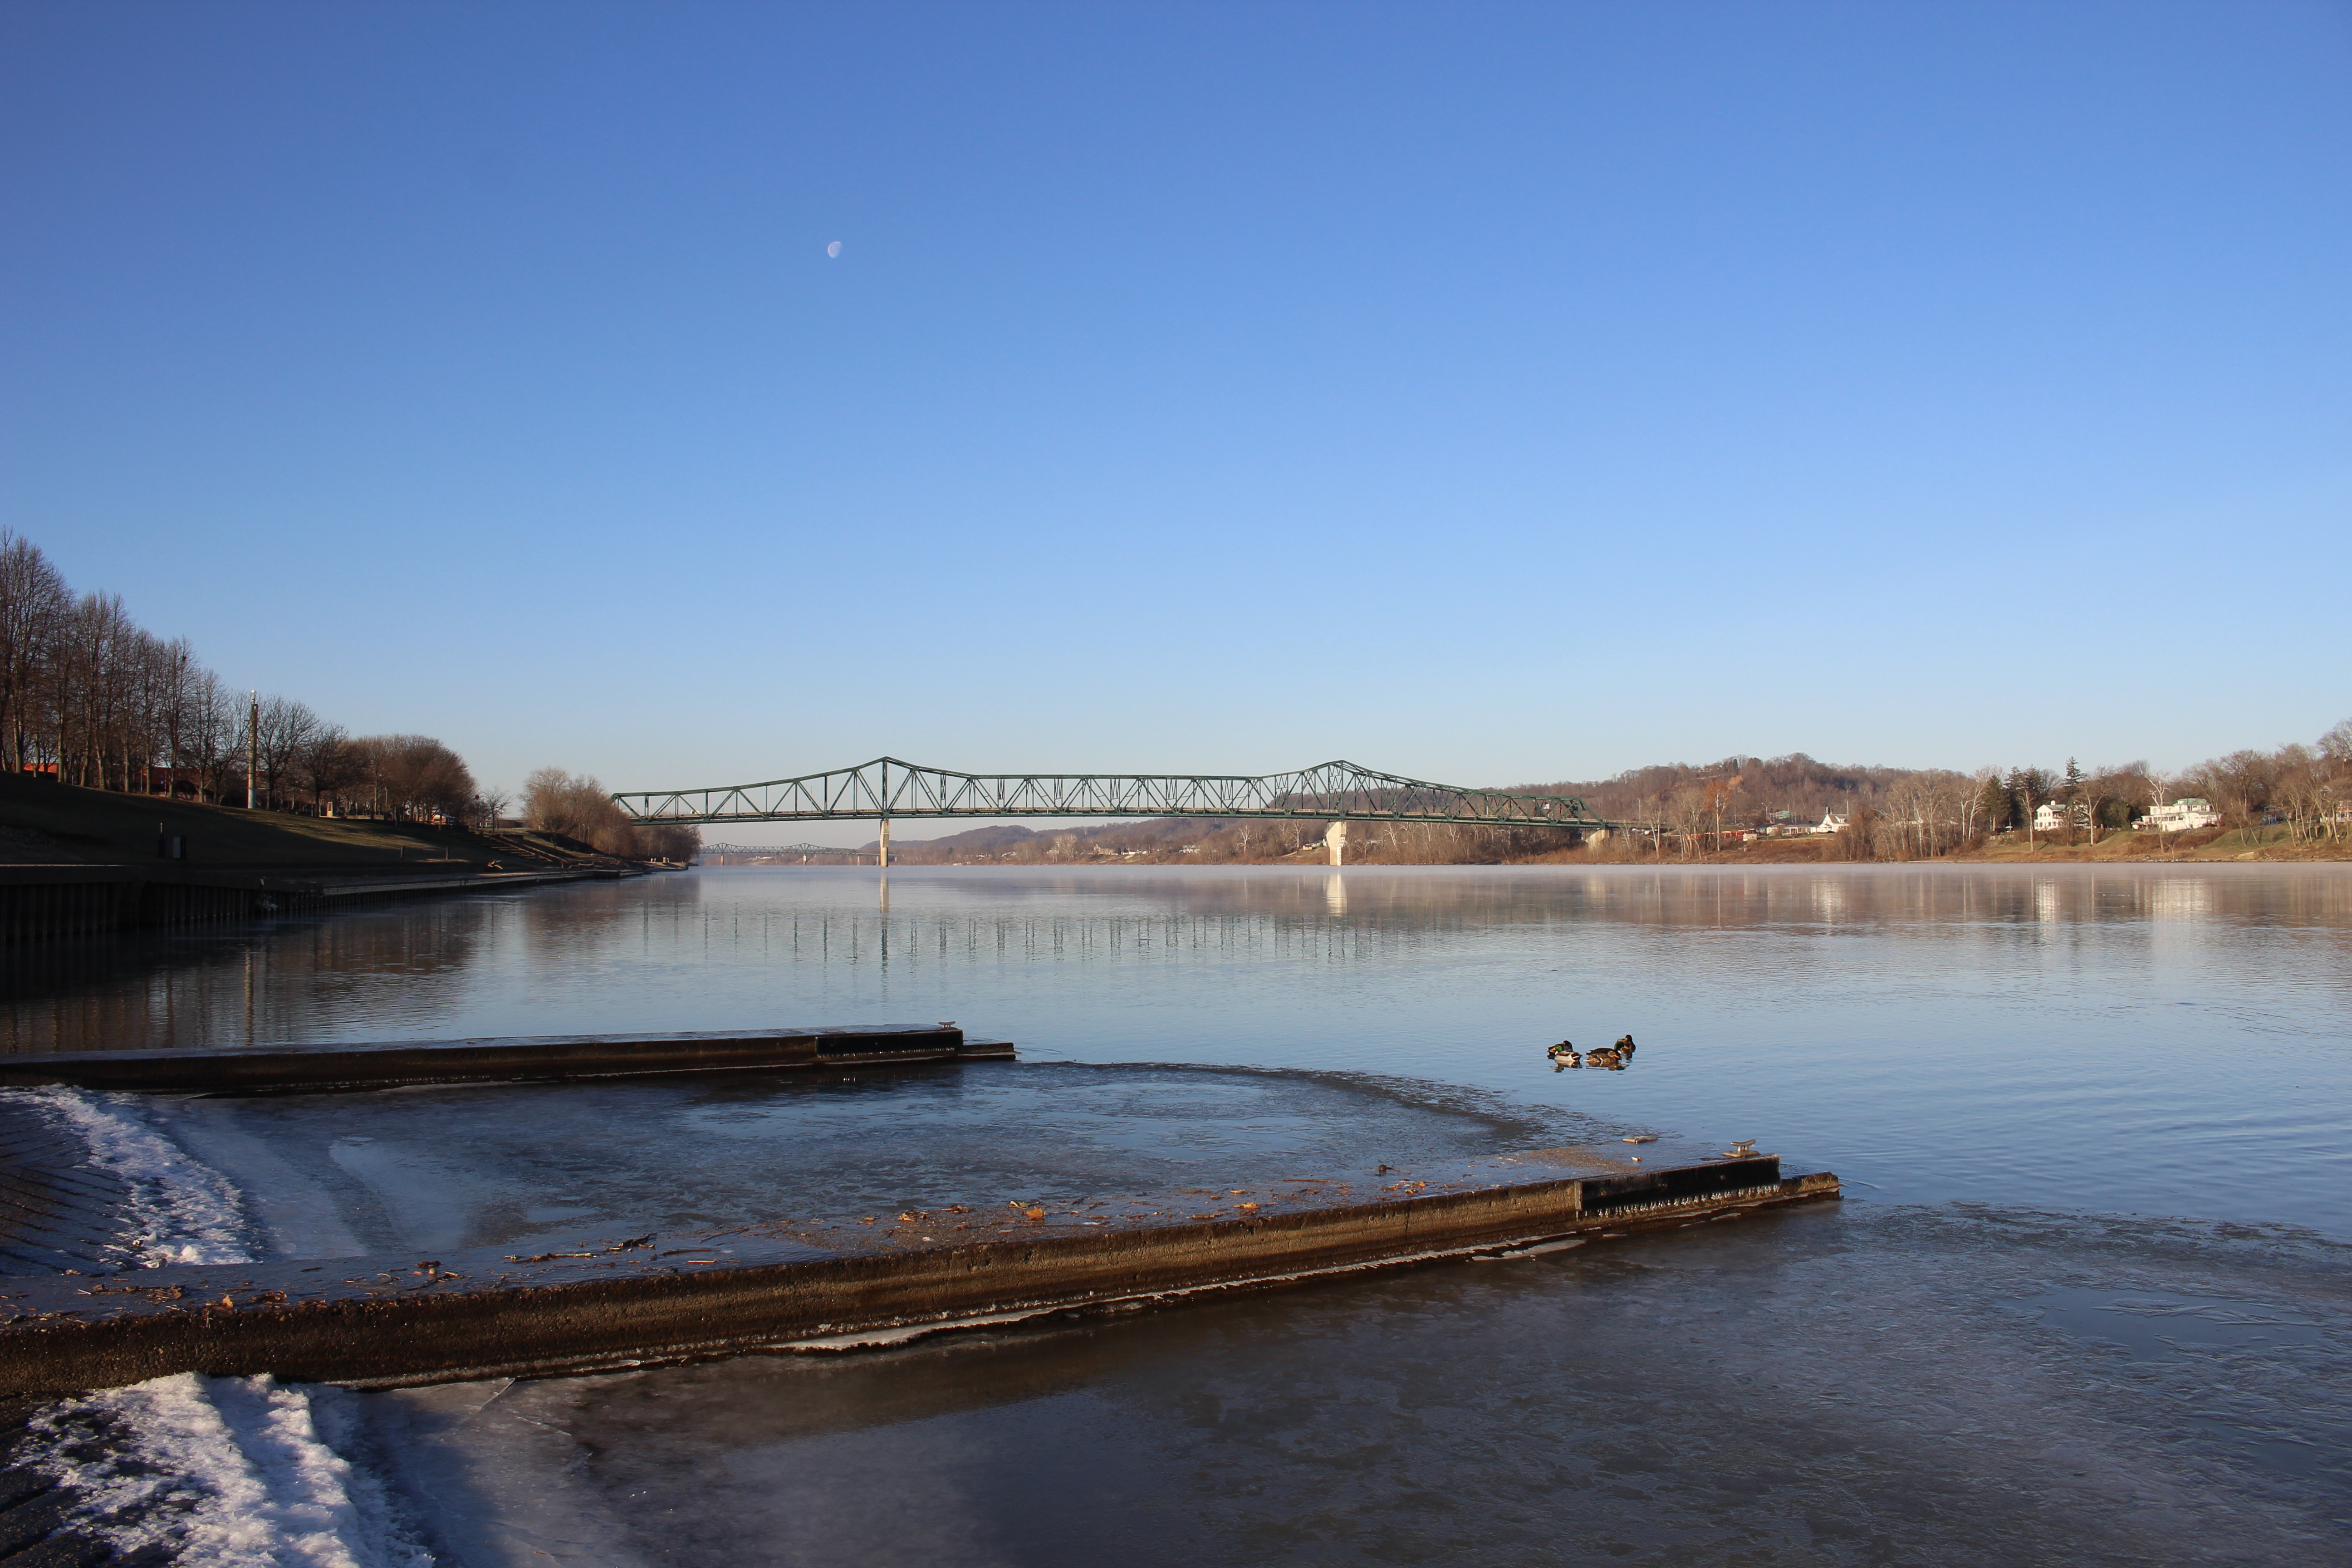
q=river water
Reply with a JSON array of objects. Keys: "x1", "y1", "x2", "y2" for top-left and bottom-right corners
[{"x1": 6, "y1": 864, "x2": 2349, "y2": 1564}]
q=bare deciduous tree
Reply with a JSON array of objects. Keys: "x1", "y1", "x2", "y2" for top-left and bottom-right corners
[{"x1": 297, "y1": 725, "x2": 359, "y2": 815}]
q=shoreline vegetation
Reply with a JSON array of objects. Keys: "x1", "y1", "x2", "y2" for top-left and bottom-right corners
[{"x1": 0, "y1": 529, "x2": 698, "y2": 869}]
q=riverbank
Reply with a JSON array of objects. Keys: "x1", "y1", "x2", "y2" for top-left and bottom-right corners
[
  {"x1": 0, "y1": 774, "x2": 663, "y2": 943},
  {"x1": 0, "y1": 772, "x2": 631, "y2": 873}
]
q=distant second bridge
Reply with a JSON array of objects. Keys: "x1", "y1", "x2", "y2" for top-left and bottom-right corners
[{"x1": 697, "y1": 843, "x2": 880, "y2": 863}]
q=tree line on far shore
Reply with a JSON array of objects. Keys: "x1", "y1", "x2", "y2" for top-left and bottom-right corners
[{"x1": 1530, "y1": 730, "x2": 2352, "y2": 862}]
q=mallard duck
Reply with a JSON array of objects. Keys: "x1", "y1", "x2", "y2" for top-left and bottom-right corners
[
  {"x1": 1614, "y1": 1034, "x2": 1637, "y2": 1058},
  {"x1": 1546, "y1": 1041, "x2": 1582, "y2": 1068},
  {"x1": 1586, "y1": 1045, "x2": 1622, "y2": 1068}
]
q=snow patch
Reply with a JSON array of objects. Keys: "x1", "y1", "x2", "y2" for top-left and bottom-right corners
[
  {"x1": 28, "y1": 1372, "x2": 435, "y2": 1568},
  {"x1": 7, "y1": 1087, "x2": 254, "y2": 1265}
]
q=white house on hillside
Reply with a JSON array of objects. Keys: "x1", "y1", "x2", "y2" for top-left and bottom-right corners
[
  {"x1": 2032, "y1": 801, "x2": 2072, "y2": 833},
  {"x1": 1813, "y1": 811, "x2": 1848, "y2": 835},
  {"x1": 2141, "y1": 797, "x2": 2222, "y2": 832}
]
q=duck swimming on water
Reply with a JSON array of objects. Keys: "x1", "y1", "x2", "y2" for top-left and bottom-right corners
[{"x1": 1545, "y1": 1040, "x2": 1582, "y2": 1068}]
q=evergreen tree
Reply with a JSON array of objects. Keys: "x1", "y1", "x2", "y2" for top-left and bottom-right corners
[
  {"x1": 2005, "y1": 765, "x2": 2055, "y2": 836},
  {"x1": 1975, "y1": 771, "x2": 2012, "y2": 832}
]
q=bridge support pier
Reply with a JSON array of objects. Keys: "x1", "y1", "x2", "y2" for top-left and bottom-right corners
[
  {"x1": 1325, "y1": 821, "x2": 1348, "y2": 867},
  {"x1": 878, "y1": 819, "x2": 891, "y2": 869}
]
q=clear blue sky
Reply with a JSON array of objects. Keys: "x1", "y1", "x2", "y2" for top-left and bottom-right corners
[{"x1": 5, "y1": 2, "x2": 2347, "y2": 836}]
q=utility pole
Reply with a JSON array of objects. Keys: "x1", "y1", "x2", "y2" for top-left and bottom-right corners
[
  {"x1": 166, "y1": 649, "x2": 188, "y2": 799},
  {"x1": 246, "y1": 691, "x2": 259, "y2": 809}
]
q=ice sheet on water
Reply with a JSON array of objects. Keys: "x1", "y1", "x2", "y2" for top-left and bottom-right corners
[
  {"x1": 6, "y1": 1087, "x2": 254, "y2": 1266},
  {"x1": 128, "y1": 1063, "x2": 1622, "y2": 1260},
  {"x1": 23, "y1": 1372, "x2": 433, "y2": 1567}
]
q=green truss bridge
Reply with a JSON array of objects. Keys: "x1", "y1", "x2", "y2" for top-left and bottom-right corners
[{"x1": 614, "y1": 758, "x2": 1611, "y2": 865}]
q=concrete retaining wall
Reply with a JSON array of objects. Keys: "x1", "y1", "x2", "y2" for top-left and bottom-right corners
[{"x1": 0, "y1": 865, "x2": 617, "y2": 945}]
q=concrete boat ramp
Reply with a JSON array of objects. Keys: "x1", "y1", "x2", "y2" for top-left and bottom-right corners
[{"x1": 0, "y1": 1029, "x2": 1837, "y2": 1394}]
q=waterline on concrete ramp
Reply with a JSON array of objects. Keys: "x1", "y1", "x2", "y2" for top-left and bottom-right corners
[{"x1": 7, "y1": 1087, "x2": 255, "y2": 1266}]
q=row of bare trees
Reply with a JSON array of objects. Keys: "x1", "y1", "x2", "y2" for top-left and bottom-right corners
[
  {"x1": 2179, "y1": 725, "x2": 2352, "y2": 843},
  {"x1": 1961, "y1": 735, "x2": 2352, "y2": 851},
  {"x1": 0, "y1": 529, "x2": 492, "y2": 824},
  {"x1": 523, "y1": 769, "x2": 701, "y2": 861}
]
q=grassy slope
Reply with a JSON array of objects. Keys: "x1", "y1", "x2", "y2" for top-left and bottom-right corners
[
  {"x1": 0, "y1": 774, "x2": 586, "y2": 871},
  {"x1": 1955, "y1": 824, "x2": 2347, "y2": 863}
]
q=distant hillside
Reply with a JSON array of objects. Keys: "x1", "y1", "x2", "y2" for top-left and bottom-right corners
[
  {"x1": 864, "y1": 823, "x2": 1047, "y2": 853},
  {"x1": 870, "y1": 818, "x2": 1240, "y2": 862},
  {"x1": 1514, "y1": 753, "x2": 1932, "y2": 827}
]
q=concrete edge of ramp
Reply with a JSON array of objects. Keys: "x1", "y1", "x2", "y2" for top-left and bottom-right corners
[
  {"x1": 0, "y1": 1158, "x2": 1838, "y2": 1394},
  {"x1": 0, "y1": 1025, "x2": 1013, "y2": 1093}
]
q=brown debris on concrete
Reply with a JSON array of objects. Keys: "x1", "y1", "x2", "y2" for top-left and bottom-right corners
[{"x1": 0, "y1": 1145, "x2": 1836, "y2": 1396}]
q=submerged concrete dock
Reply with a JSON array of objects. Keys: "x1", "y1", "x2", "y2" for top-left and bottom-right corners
[
  {"x1": 0, "y1": 1030, "x2": 1837, "y2": 1394},
  {"x1": 0, "y1": 1024, "x2": 1012, "y2": 1093},
  {"x1": 0, "y1": 1142, "x2": 1836, "y2": 1394}
]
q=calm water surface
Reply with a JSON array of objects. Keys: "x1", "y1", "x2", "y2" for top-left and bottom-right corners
[
  {"x1": 10, "y1": 863, "x2": 2349, "y2": 1228},
  {"x1": 9, "y1": 865, "x2": 2349, "y2": 1564}
]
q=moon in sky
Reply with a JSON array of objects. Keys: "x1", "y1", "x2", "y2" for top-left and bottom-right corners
[{"x1": 826, "y1": 240, "x2": 842, "y2": 258}]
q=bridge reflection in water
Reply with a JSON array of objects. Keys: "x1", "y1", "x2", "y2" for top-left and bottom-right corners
[{"x1": 613, "y1": 757, "x2": 1611, "y2": 867}]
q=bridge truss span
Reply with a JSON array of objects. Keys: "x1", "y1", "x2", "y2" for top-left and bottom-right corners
[{"x1": 613, "y1": 757, "x2": 1610, "y2": 831}]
